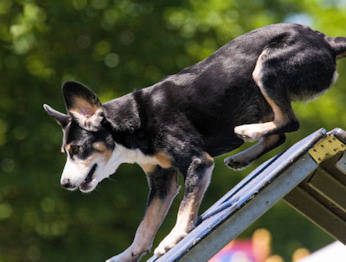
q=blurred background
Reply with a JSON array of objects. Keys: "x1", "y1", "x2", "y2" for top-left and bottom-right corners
[{"x1": 0, "y1": 0, "x2": 345, "y2": 261}]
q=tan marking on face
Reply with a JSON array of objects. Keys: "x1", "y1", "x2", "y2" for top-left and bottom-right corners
[
  {"x1": 63, "y1": 142, "x2": 108, "y2": 163},
  {"x1": 92, "y1": 142, "x2": 113, "y2": 162},
  {"x1": 93, "y1": 142, "x2": 107, "y2": 152},
  {"x1": 155, "y1": 152, "x2": 172, "y2": 169},
  {"x1": 89, "y1": 146, "x2": 111, "y2": 163},
  {"x1": 102, "y1": 148, "x2": 113, "y2": 162},
  {"x1": 70, "y1": 96, "x2": 100, "y2": 117},
  {"x1": 65, "y1": 142, "x2": 112, "y2": 166},
  {"x1": 81, "y1": 153, "x2": 94, "y2": 166}
]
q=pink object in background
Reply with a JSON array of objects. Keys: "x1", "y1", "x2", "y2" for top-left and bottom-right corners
[
  {"x1": 209, "y1": 240, "x2": 256, "y2": 262},
  {"x1": 209, "y1": 228, "x2": 272, "y2": 262}
]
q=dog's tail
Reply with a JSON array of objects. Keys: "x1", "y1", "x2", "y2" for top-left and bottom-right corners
[{"x1": 325, "y1": 36, "x2": 346, "y2": 59}]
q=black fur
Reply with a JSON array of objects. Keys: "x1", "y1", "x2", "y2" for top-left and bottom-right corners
[{"x1": 146, "y1": 167, "x2": 178, "y2": 203}]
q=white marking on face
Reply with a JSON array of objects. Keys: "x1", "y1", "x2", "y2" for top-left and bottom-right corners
[
  {"x1": 60, "y1": 156, "x2": 93, "y2": 190},
  {"x1": 61, "y1": 142, "x2": 165, "y2": 193}
]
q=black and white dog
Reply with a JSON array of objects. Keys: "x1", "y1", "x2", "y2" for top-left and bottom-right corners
[{"x1": 44, "y1": 23, "x2": 346, "y2": 262}]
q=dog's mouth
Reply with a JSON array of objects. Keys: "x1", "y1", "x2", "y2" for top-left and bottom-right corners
[{"x1": 79, "y1": 163, "x2": 97, "y2": 191}]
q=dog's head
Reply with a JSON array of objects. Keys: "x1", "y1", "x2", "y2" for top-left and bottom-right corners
[{"x1": 44, "y1": 81, "x2": 121, "y2": 193}]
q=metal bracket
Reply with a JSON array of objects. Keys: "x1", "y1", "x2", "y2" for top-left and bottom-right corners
[{"x1": 308, "y1": 135, "x2": 345, "y2": 164}]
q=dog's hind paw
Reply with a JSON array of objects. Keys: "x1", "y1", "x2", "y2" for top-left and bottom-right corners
[{"x1": 224, "y1": 156, "x2": 252, "y2": 170}]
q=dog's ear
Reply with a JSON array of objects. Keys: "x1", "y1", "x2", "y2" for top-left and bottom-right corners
[
  {"x1": 62, "y1": 81, "x2": 104, "y2": 131},
  {"x1": 43, "y1": 104, "x2": 71, "y2": 127}
]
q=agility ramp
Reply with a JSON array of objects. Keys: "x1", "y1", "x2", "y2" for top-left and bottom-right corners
[{"x1": 147, "y1": 128, "x2": 346, "y2": 262}]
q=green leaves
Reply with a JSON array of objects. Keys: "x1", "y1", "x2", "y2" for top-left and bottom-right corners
[{"x1": 0, "y1": 0, "x2": 344, "y2": 261}]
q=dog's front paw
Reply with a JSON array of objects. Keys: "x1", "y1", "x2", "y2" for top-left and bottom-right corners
[
  {"x1": 234, "y1": 124, "x2": 262, "y2": 142},
  {"x1": 224, "y1": 155, "x2": 252, "y2": 170},
  {"x1": 154, "y1": 229, "x2": 188, "y2": 257}
]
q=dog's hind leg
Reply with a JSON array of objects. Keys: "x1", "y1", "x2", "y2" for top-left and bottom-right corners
[
  {"x1": 234, "y1": 49, "x2": 299, "y2": 142},
  {"x1": 225, "y1": 133, "x2": 285, "y2": 170},
  {"x1": 107, "y1": 167, "x2": 179, "y2": 262},
  {"x1": 154, "y1": 153, "x2": 214, "y2": 256}
]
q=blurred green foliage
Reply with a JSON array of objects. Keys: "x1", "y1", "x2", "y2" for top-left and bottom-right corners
[{"x1": 0, "y1": 0, "x2": 345, "y2": 261}]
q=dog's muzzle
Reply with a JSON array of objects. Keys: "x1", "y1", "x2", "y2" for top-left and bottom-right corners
[{"x1": 61, "y1": 178, "x2": 76, "y2": 190}]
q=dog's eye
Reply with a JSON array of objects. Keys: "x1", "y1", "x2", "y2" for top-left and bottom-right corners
[{"x1": 70, "y1": 145, "x2": 81, "y2": 156}]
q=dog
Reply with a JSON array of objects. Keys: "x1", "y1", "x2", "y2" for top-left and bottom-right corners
[{"x1": 44, "y1": 23, "x2": 346, "y2": 262}]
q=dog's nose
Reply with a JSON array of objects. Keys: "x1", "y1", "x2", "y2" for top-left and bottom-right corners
[{"x1": 61, "y1": 178, "x2": 74, "y2": 189}]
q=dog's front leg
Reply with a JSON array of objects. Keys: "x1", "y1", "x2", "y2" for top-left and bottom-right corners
[
  {"x1": 154, "y1": 154, "x2": 214, "y2": 256},
  {"x1": 106, "y1": 167, "x2": 179, "y2": 262}
]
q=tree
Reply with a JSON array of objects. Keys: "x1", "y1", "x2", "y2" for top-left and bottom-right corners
[{"x1": 0, "y1": 0, "x2": 344, "y2": 261}]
